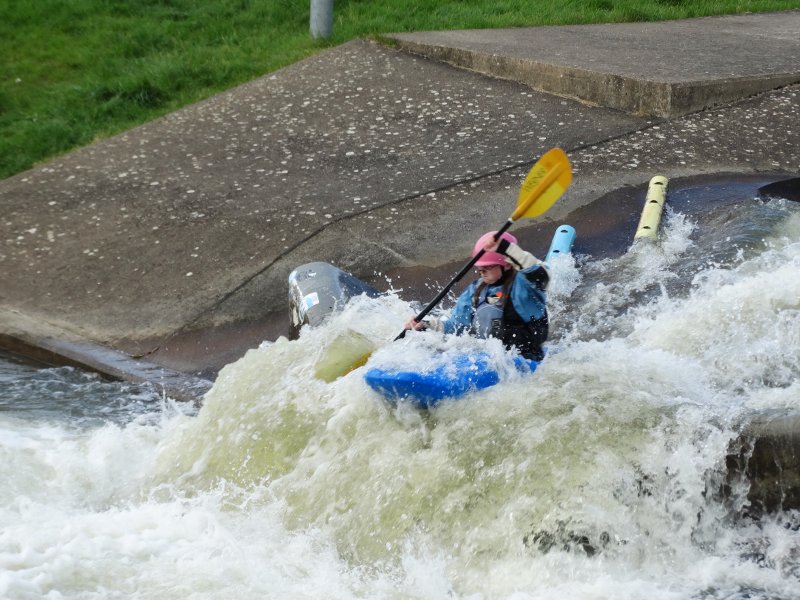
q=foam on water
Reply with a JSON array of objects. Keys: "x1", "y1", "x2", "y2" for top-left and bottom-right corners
[{"x1": 2, "y1": 199, "x2": 799, "y2": 599}]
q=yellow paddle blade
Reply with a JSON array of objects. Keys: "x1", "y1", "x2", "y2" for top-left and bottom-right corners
[
  {"x1": 314, "y1": 329, "x2": 377, "y2": 382},
  {"x1": 512, "y1": 148, "x2": 572, "y2": 221}
]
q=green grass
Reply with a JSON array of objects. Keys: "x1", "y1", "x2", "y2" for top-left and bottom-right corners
[{"x1": 2, "y1": 0, "x2": 798, "y2": 180}]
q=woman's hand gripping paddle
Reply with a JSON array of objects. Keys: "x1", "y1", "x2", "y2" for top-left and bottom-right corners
[{"x1": 395, "y1": 147, "x2": 572, "y2": 340}]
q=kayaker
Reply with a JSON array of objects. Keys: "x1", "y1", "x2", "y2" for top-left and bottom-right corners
[{"x1": 403, "y1": 231, "x2": 549, "y2": 361}]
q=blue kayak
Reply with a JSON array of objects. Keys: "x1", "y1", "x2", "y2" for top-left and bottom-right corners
[{"x1": 364, "y1": 352, "x2": 538, "y2": 409}]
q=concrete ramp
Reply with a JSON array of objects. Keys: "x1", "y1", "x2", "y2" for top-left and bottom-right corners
[{"x1": 387, "y1": 10, "x2": 800, "y2": 117}]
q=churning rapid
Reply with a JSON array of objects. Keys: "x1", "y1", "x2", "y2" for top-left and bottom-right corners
[{"x1": 2, "y1": 192, "x2": 799, "y2": 599}]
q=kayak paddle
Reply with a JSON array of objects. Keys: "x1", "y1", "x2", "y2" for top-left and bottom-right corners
[{"x1": 395, "y1": 147, "x2": 572, "y2": 340}]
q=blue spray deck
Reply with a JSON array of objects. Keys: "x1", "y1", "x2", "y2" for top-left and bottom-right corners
[{"x1": 364, "y1": 353, "x2": 539, "y2": 408}]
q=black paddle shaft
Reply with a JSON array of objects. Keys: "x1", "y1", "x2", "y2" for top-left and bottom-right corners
[{"x1": 394, "y1": 220, "x2": 513, "y2": 340}]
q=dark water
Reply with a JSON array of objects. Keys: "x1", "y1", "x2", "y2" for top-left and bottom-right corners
[{"x1": 0, "y1": 350, "x2": 177, "y2": 428}]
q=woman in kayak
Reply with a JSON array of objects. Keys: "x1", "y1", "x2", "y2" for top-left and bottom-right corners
[{"x1": 403, "y1": 231, "x2": 549, "y2": 361}]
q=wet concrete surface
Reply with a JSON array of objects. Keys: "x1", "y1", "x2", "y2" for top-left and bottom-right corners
[
  {"x1": 0, "y1": 38, "x2": 648, "y2": 349},
  {"x1": 728, "y1": 414, "x2": 800, "y2": 516}
]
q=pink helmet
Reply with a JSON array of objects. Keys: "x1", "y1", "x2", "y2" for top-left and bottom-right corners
[{"x1": 473, "y1": 231, "x2": 517, "y2": 267}]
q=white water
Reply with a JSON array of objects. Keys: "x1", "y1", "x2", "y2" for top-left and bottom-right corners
[{"x1": 2, "y1": 198, "x2": 800, "y2": 599}]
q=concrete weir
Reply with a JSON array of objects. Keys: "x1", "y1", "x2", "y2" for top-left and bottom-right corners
[
  {"x1": 728, "y1": 415, "x2": 800, "y2": 516},
  {"x1": 387, "y1": 12, "x2": 800, "y2": 118},
  {"x1": 2, "y1": 12, "x2": 800, "y2": 512}
]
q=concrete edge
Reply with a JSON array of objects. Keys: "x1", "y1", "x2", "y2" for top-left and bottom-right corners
[
  {"x1": 671, "y1": 74, "x2": 800, "y2": 117},
  {"x1": 0, "y1": 310, "x2": 212, "y2": 404},
  {"x1": 386, "y1": 37, "x2": 800, "y2": 117},
  {"x1": 726, "y1": 414, "x2": 800, "y2": 516}
]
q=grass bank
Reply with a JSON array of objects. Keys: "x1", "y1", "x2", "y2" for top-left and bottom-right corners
[{"x1": 2, "y1": 0, "x2": 797, "y2": 180}]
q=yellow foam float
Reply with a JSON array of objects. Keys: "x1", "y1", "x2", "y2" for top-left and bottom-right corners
[{"x1": 634, "y1": 175, "x2": 669, "y2": 242}]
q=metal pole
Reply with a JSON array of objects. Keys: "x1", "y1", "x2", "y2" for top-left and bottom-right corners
[{"x1": 310, "y1": 0, "x2": 333, "y2": 39}]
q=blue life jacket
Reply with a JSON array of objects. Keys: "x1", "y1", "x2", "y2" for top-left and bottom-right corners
[{"x1": 444, "y1": 266, "x2": 549, "y2": 360}]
